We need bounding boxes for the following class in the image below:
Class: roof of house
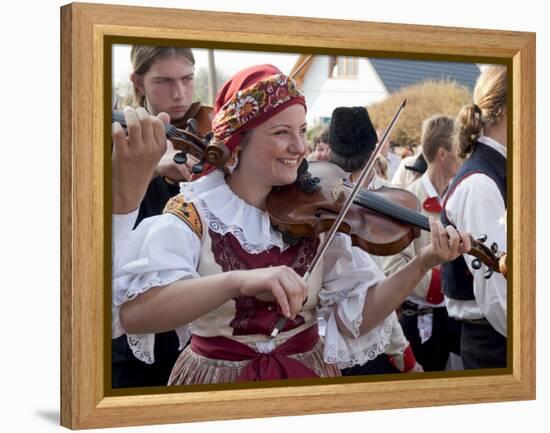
[289,55,481,94]
[368,58,480,93]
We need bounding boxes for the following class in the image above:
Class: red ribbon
[387,344,418,372]
[426,267,443,304]
[423,196,442,213]
[190,325,320,381]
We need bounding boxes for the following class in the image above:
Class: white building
[290,55,480,125]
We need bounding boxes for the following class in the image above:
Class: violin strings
[355,190,431,231]
[112,112,126,125]
[353,190,494,262]
[357,190,426,225]
[165,125,178,138]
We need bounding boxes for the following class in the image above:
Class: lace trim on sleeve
[125,325,191,365]
[319,286,393,369]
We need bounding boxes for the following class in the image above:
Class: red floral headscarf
[197,64,306,178]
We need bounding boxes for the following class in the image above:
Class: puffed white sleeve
[317,233,393,368]
[112,209,139,260]
[112,212,201,364]
[446,174,507,337]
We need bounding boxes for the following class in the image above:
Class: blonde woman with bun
[441,65,508,369]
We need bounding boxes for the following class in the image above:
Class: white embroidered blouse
[112,169,392,368]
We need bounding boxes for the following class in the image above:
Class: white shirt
[444,135,507,337]
[403,172,445,308]
[111,170,392,367]
[386,151,401,181]
[420,171,440,202]
[112,210,138,257]
[391,154,420,188]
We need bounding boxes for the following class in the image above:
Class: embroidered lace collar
[179,170,286,253]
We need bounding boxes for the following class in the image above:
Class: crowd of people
[111,45,507,388]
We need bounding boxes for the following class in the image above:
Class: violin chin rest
[280,230,306,246]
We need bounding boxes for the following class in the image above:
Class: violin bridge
[332,180,344,202]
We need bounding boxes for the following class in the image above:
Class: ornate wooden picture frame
[60,2,535,429]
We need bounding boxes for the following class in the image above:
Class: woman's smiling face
[236,104,308,188]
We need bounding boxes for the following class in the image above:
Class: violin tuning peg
[491,242,499,254]
[192,159,206,174]
[476,234,488,243]
[205,131,214,143]
[186,118,199,134]
[173,152,188,165]
[484,268,494,279]
[471,259,482,270]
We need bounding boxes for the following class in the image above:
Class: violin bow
[290,54,313,80]
[270,99,407,338]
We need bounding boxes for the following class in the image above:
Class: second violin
[112,109,230,173]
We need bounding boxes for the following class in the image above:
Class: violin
[112,105,230,174]
[266,160,507,278]
[170,102,213,136]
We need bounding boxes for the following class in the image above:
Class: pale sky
[112,44,300,93]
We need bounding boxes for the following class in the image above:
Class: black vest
[441,142,507,300]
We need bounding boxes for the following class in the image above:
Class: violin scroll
[173,117,230,172]
[499,254,508,278]
[468,235,507,279]
[112,109,230,175]
[204,137,231,167]
[174,134,230,174]
[170,129,230,173]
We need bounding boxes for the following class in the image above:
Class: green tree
[192,67,228,106]
[306,124,324,142]
[368,80,473,148]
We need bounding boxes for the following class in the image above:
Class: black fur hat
[405,153,428,174]
[328,106,378,172]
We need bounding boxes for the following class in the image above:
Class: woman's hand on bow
[234,266,308,319]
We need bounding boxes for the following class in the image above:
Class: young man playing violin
[111,64,470,384]
[111,45,210,388]
[124,45,209,224]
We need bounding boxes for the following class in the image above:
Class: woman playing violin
[112,64,470,384]
[441,65,508,369]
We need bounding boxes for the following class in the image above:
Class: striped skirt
[168,338,341,385]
